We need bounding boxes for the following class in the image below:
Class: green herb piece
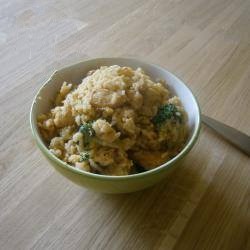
[152,104,182,126]
[79,122,95,147]
[79,122,95,137]
[80,152,90,162]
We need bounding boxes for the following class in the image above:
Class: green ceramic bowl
[30,58,201,193]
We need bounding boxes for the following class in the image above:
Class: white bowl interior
[33,58,200,147]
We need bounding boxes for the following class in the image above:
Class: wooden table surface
[0,0,250,249]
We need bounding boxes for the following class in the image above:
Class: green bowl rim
[30,57,201,181]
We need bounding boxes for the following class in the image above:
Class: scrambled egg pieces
[37,65,188,175]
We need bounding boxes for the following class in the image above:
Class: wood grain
[0,0,249,249]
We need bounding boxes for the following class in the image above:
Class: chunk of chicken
[132,151,169,170]
[52,105,74,128]
[90,89,127,108]
[93,119,120,143]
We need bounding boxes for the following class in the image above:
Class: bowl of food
[30,57,201,193]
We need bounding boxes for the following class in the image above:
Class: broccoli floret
[79,121,95,147]
[80,152,90,162]
[152,104,182,126]
[79,122,95,137]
